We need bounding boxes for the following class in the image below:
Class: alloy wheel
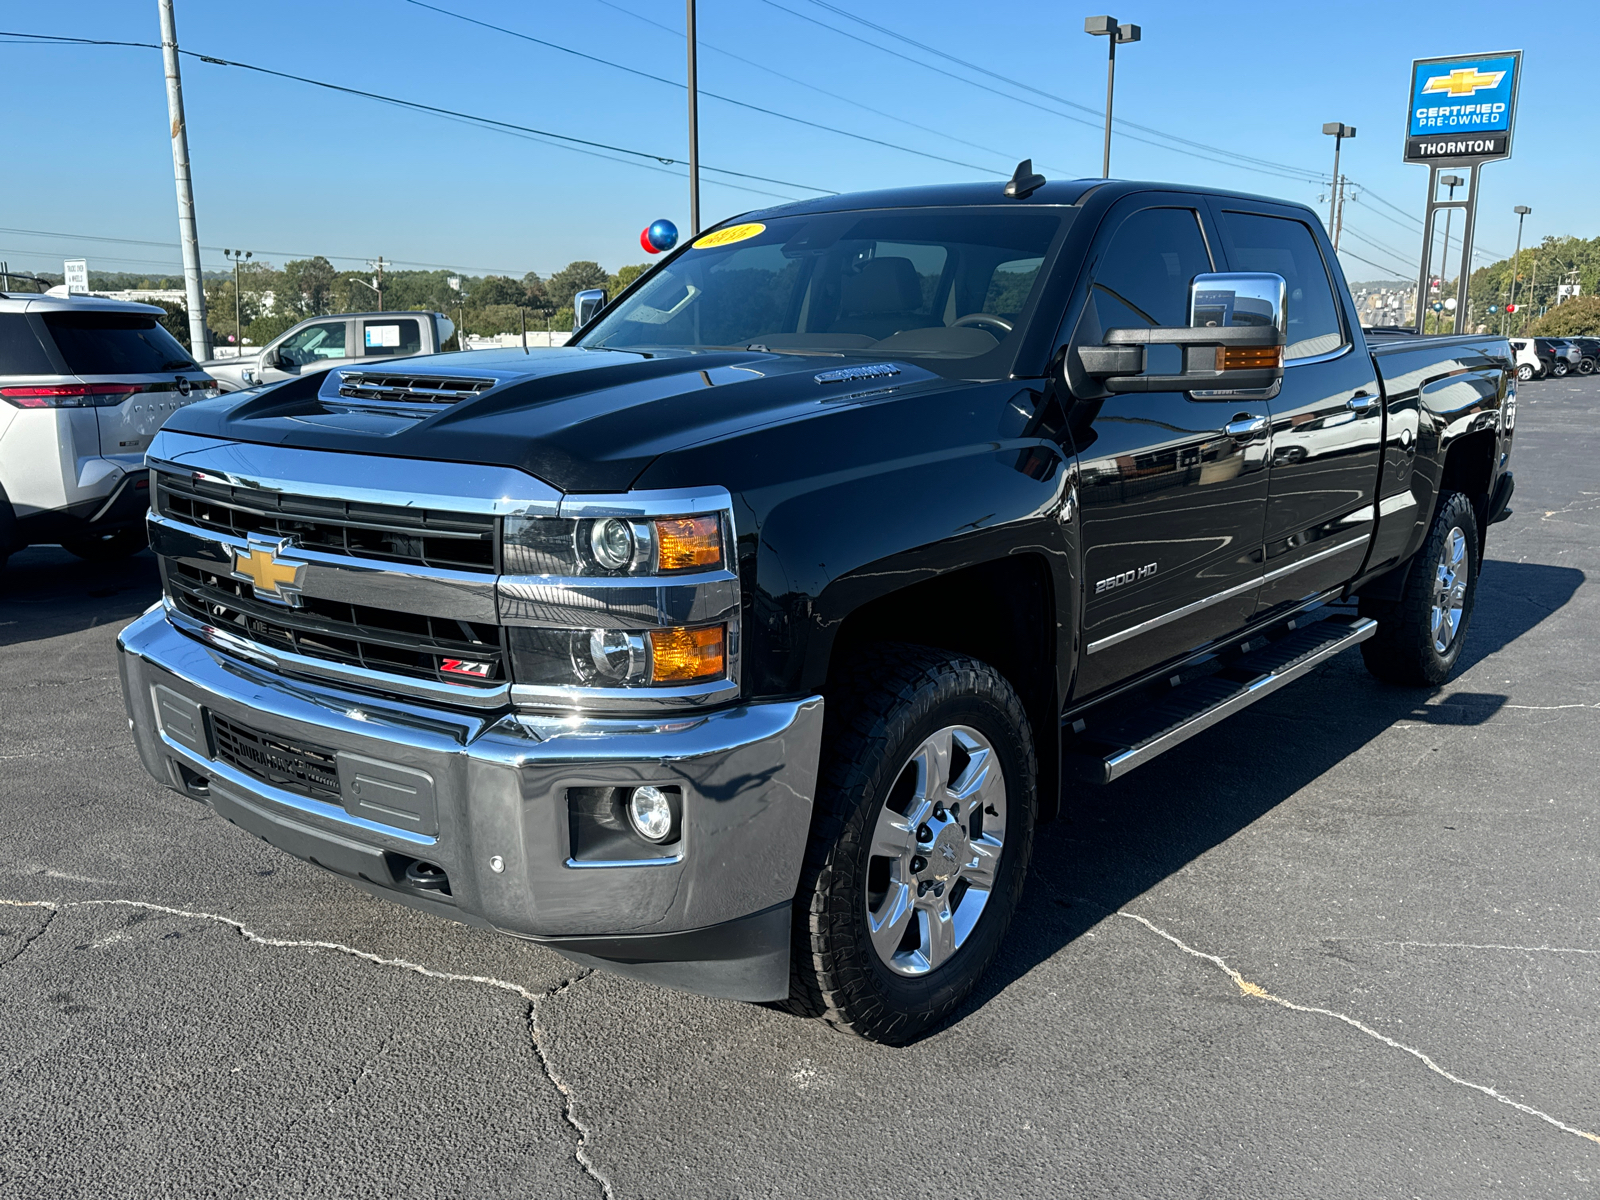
[1431,526,1470,654]
[865,725,1007,977]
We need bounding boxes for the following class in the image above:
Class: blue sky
[1,0,1583,284]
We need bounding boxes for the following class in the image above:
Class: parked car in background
[1566,335,1600,374]
[1533,337,1580,377]
[1508,338,1543,381]
[202,311,457,392]
[1,293,215,571]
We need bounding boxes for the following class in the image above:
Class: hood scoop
[324,370,499,418]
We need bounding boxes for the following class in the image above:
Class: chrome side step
[1064,614,1377,785]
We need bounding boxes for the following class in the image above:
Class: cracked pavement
[2,374,1597,1196]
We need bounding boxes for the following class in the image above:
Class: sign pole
[1453,163,1482,335]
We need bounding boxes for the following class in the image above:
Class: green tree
[607,263,650,296]
[280,256,339,317]
[547,261,609,311]
[245,311,301,346]
[1528,295,1600,337]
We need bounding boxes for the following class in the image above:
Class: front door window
[278,322,348,368]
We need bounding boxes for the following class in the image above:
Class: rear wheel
[1359,491,1478,686]
[1553,360,1569,377]
[1516,363,1534,381]
[61,526,148,562]
[787,646,1036,1044]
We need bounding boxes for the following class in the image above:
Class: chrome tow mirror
[573,288,608,332]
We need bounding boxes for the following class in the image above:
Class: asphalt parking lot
[2,373,1596,1198]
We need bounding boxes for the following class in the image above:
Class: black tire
[1516,363,1534,381]
[1359,491,1479,686]
[1580,358,1595,375]
[786,645,1036,1044]
[60,526,148,562]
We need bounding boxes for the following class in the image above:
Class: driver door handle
[1223,416,1268,439]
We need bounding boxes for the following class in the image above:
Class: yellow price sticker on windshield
[692,222,766,249]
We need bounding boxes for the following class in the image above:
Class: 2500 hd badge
[120,166,1515,1044]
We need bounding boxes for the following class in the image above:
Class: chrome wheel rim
[1431,526,1469,654]
[865,725,1006,977]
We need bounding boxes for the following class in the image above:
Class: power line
[1,30,836,198]
[584,0,1055,175]
[397,0,1004,177]
[800,0,1328,183]
[760,0,1328,187]
[1338,246,1415,280]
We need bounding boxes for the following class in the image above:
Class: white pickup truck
[203,311,456,392]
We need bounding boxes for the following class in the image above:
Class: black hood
[166,346,943,492]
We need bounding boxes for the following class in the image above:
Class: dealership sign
[1404,51,1521,163]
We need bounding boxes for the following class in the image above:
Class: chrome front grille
[332,371,497,414]
[166,560,508,688]
[153,469,497,574]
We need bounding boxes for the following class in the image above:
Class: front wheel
[787,646,1036,1044]
[1359,491,1479,686]
[1580,358,1595,375]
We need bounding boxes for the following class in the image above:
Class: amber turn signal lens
[649,624,726,683]
[655,515,722,571]
[1216,344,1283,371]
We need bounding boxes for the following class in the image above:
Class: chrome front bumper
[117,606,823,1001]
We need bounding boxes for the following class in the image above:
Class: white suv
[0,292,215,571]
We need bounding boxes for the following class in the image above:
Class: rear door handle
[1347,394,1379,413]
[1224,416,1268,438]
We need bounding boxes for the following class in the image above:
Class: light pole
[157,0,211,358]
[1085,16,1141,178]
[1321,123,1355,248]
[1508,204,1531,335]
[222,248,251,353]
[686,0,700,235]
[1436,175,1463,334]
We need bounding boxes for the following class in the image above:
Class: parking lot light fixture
[1509,205,1531,334]
[1086,17,1140,178]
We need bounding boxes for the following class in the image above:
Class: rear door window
[40,311,196,374]
[0,313,56,375]
[1218,211,1346,360]
[361,317,423,357]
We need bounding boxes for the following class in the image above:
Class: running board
[1064,614,1377,785]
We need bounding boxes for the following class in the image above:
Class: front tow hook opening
[172,760,211,800]
[397,856,452,896]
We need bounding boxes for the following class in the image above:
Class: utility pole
[1507,207,1530,337]
[686,0,700,235]
[374,256,384,311]
[223,248,251,353]
[1321,123,1356,244]
[157,0,211,359]
[1334,175,1348,250]
[1085,17,1141,178]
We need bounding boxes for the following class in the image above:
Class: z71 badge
[1095,563,1157,595]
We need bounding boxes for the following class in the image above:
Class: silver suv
[0,292,215,570]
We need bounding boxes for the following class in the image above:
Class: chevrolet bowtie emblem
[1422,67,1506,97]
[231,537,306,606]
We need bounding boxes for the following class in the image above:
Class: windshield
[580,207,1073,375]
[41,311,197,374]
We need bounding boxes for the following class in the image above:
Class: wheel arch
[822,554,1062,821]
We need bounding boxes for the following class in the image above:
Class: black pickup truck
[119,171,1516,1043]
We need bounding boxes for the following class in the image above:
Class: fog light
[627,785,676,842]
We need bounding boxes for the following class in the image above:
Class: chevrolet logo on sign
[231,536,306,606]
[1422,67,1507,97]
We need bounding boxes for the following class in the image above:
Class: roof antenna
[1004,159,1046,199]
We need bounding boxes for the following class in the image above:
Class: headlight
[507,623,726,687]
[503,512,723,576]
[499,493,739,711]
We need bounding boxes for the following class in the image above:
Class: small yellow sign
[692,222,766,249]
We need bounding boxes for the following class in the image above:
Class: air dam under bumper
[117,606,823,1001]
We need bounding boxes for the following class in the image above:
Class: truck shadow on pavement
[0,547,161,648]
[955,557,1587,1036]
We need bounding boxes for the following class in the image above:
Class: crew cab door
[1208,204,1382,613]
[1065,200,1271,696]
